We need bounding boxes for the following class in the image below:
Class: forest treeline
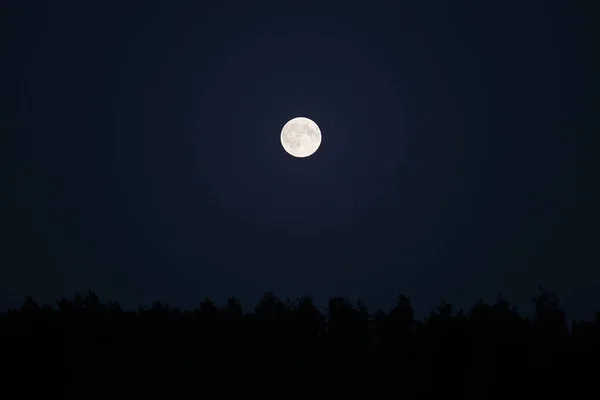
[1,286,599,392]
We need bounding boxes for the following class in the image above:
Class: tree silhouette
[1,286,599,391]
[222,296,243,320]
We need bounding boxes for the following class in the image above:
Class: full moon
[280,117,322,158]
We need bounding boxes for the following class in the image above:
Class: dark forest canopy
[2,287,599,392]
[3,285,598,330]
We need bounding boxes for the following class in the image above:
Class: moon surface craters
[280,117,322,158]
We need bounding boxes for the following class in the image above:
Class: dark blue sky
[3,2,592,318]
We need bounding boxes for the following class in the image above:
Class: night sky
[4,2,592,319]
